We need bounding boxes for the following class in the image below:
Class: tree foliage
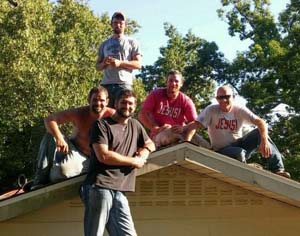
[139,23,228,109]
[218,0,300,179]
[0,0,141,192]
[1,0,300,191]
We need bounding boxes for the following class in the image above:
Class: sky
[88,0,289,66]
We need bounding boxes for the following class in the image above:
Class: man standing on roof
[32,86,115,187]
[96,11,142,107]
[138,69,210,149]
[82,89,155,236]
[186,85,290,178]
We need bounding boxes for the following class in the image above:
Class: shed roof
[1,142,300,222]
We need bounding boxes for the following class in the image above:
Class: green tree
[0,0,140,192]
[218,0,300,179]
[0,0,56,192]
[132,78,147,117]
[139,23,228,109]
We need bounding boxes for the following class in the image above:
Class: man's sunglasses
[216,95,232,100]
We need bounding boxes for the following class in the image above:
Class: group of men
[30,11,290,236]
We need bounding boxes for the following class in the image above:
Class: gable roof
[1,142,300,222]
[145,142,300,207]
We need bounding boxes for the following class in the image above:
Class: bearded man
[33,86,115,186]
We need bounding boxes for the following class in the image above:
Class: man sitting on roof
[186,85,290,178]
[32,86,115,187]
[138,69,210,149]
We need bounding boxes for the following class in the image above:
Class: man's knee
[243,128,260,141]
[191,134,211,149]
[219,147,247,163]
[50,152,89,182]
[34,133,57,185]
[153,128,181,148]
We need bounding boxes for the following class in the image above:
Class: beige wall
[129,165,300,236]
[0,197,83,236]
[1,165,300,236]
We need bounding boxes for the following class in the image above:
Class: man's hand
[258,141,271,158]
[170,125,184,134]
[110,58,121,67]
[132,157,146,169]
[151,124,172,136]
[56,137,69,154]
[135,148,150,161]
[103,56,121,68]
[102,57,112,66]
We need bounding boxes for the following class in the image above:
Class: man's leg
[101,84,115,108]
[191,133,211,149]
[102,84,132,108]
[88,186,113,236]
[49,141,89,182]
[33,133,57,185]
[79,184,92,236]
[238,129,285,172]
[153,127,181,148]
[217,145,247,163]
[106,191,137,236]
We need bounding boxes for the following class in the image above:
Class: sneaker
[275,170,291,179]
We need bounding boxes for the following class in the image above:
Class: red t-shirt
[141,88,197,137]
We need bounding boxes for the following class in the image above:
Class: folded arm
[93,143,148,169]
[96,54,142,71]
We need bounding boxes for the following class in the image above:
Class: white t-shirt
[196,104,258,150]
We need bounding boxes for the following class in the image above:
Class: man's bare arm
[252,117,271,158]
[135,139,156,160]
[96,54,142,71]
[96,56,109,71]
[44,109,78,154]
[184,120,203,141]
[138,111,157,130]
[138,110,162,135]
[183,127,196,142]
[93,143,146,169]
[114,54,142,70]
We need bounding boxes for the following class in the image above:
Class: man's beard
[92,105,103,114]
[116,108,132,118]
[113,28,122,35]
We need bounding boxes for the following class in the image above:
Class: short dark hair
[115,89,136,103]
[167,69,184,81]
[87,86,108,103]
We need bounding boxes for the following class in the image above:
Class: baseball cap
[111,11,126,21]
